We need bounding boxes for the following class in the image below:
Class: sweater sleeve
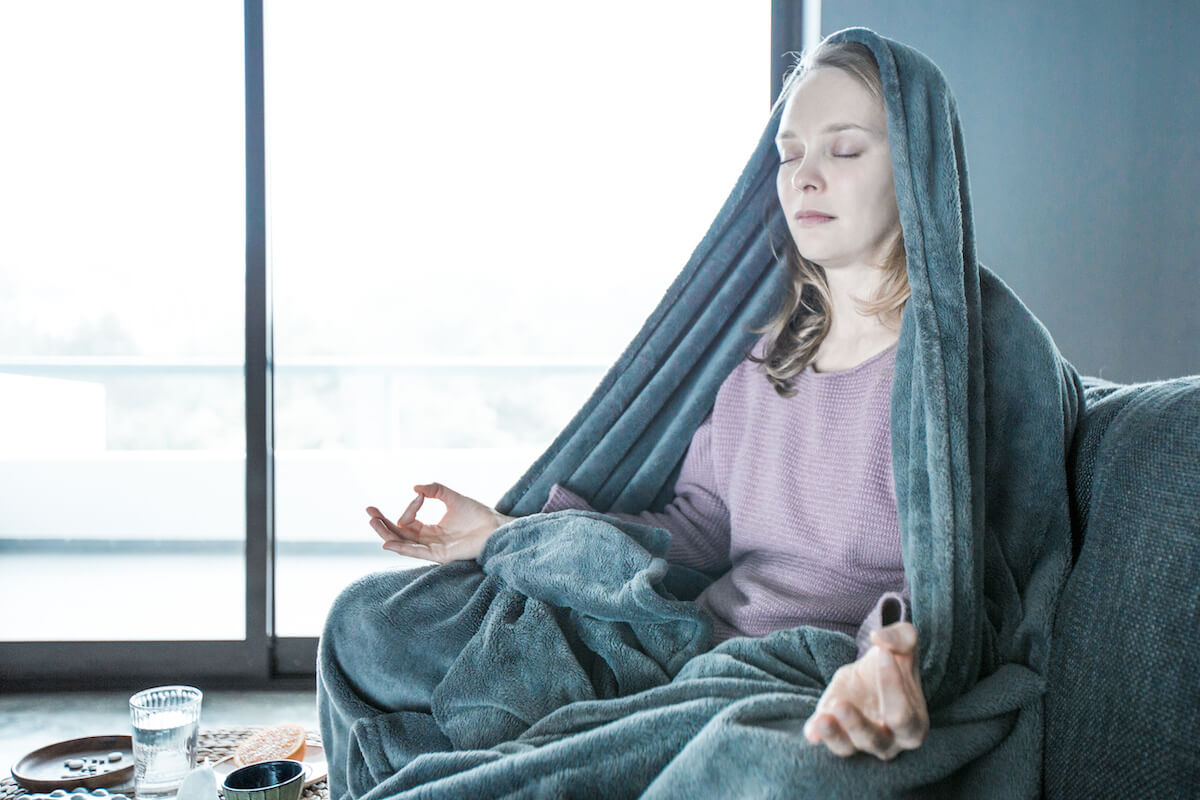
[540,412,732,574]
[854,590,910,659]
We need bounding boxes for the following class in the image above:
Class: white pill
[107,752,123,762]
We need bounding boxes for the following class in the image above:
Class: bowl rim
[221,759,306,791]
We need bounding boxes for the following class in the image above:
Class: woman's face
[775,67,900,272]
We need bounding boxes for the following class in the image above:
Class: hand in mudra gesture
[366,482,515,563]
[804,621,929,761]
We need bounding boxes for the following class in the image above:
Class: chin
[792,245,834,265]
[789,235,836,261]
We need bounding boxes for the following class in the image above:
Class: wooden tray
[11,736,135,792]
[4,728,327,800]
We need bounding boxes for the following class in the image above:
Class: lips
[795,210,835,227]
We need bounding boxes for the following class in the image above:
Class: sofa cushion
[1046,375,1200,799]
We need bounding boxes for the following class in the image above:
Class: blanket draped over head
[317,26,1084,799]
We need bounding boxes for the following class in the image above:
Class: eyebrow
[775,122,880,140]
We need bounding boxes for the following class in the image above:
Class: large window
[0,1,246,642]
[266,0,769,636]
[0,0,779,681]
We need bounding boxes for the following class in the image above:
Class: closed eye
[779,153,861,163]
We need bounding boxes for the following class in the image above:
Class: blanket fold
[318,513,717,797]
[433,511,714,749]
[318,24,1084,799]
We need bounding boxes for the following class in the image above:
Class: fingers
[804,641,927,762]
[869,624,925,739]
[365,504,426,543]
[381,538,440,563]
[366,506,441,561]
[830,700,898,759]
[877,648,928,749]
[805,707,901,761]
[415,482,459,504]
[367,515,405,544]
[395,493,425,528]
[805,712,857,757]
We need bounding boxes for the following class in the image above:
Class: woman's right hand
[366,482,516,563]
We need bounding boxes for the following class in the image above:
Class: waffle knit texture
[541,334,909,653]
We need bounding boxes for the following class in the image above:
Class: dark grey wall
[821,0,1199,382]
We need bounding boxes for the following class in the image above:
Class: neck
[822,263,898,343]
[812,264,902,372]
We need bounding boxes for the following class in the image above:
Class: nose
[788,157,823,192]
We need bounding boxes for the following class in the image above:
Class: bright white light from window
[266,0,771,635]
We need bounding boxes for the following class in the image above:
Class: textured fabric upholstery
[1046,375,1200,799]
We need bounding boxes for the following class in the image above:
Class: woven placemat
[3,728,327,800]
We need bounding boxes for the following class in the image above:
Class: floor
[1,689,320,782]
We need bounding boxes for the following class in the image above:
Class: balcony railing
[0,357,609,638]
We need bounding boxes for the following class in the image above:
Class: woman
[326,25,1081,799]
[366,38,925,763]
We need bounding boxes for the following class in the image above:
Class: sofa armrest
[1046,376,1200,799]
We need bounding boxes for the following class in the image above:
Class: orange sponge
[232,724,307,767]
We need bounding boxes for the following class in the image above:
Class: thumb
[870,622,917,655]
[415,482,458,502]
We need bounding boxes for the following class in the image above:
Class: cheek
[878,164,899,215]
[869,176,899,225]
[879,185,900,226]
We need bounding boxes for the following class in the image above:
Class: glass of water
[129,685,203,799]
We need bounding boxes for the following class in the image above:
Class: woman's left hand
[803,621,929,761]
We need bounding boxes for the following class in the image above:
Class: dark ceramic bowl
[221,760,305,800]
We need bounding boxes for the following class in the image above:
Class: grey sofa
[1045,374,1200,799]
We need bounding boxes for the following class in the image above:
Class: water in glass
[129,686,202,799]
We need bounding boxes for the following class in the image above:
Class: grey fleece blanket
[318,25,1084,799]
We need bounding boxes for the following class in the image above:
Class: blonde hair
[749,39,909,397]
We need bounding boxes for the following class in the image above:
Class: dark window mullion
[244,0,273,679]
[772,0,806,104]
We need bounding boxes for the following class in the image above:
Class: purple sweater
[541,335,909,656]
